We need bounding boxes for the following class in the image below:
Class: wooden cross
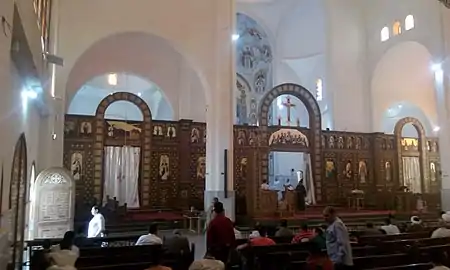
[282,96,296,125]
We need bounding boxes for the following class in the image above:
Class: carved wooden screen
[258,83,322,210]
[150,121,179,209]
[322,132,372,204]
[187,122,206,210]
[233,126,259,215]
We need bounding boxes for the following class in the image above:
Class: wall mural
[235,13,273,125]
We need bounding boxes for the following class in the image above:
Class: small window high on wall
[405,15,414,31]
[381,27,390,42]
[316,79,323,101]
[393,21,402,36]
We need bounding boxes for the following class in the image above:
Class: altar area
[61,88,442,222]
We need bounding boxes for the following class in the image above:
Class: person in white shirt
[47,231,79,270]
[431,213,450,238]
[87,206,105,238]
[429,249,450,270]
[380,218,400,235]
[260,180,270,190]
[135,223,163,245]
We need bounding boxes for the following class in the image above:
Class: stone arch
[394,117,428,193]
[93,92,153,207]
[9,133,27,268]
[32,167,75,239]
[258,83,323,201]
[65,31,209,119]
[371,41,437,133]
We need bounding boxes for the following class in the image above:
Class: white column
[204,0,235,220]
[325,0,370,132]
[47,0,65,167]
[178,61,192,120]
[438,5,450,210]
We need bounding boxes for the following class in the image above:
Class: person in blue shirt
[323,206,353,269]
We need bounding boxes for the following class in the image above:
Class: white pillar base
[204,190,235,221]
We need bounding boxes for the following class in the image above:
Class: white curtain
[402,157,422,194]
[304,154,316,205]
[103,146,140,208]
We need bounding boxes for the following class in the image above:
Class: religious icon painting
[385,161,392,182]
[430,162,437,181]
[191,128,200,143]
[64,121,76,136]
[80,122,92,135]
[358,160,368,183]
[196,156,206,179]
[325,160,335,178]
[70,152,83,181]
[159,155,170,180]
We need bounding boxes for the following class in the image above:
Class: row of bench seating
[241,231,448,270]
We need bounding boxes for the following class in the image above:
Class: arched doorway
[93,92,153,207]
[394,117,428,194]
[9,134,27,269]
[258,83,322,208]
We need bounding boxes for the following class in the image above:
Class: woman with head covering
[431,213,450,238]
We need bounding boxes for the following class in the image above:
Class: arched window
[393,21,402,36]
[381,27,390,42]
[316,79,323,101]
[405,15,415,31]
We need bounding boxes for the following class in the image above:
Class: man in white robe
[88,206,105,238]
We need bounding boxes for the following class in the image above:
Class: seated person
[432,213,450,238]
[47,234,79,270]
[189,248,225,270]
[145,247,172,270]
[380,218,400,235]
[275,219,293,237]
[237,226,275,249]
[429,249,450,270]
[292,223,313,243]
[361,222,383,236]
[311,227,326,250]
[51,231,79,256]
[306,242,334,270]
[136,223,163,245]
[233,223,243,239]
[260,180,270,190]
[407,216,424,232]
[163,229,190,256]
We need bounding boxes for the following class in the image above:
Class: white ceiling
[67,73,173,121]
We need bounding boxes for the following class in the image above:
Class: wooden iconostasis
[64,114,441,217]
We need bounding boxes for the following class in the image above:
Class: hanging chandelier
[439,0,450,8]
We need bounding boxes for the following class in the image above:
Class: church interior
[2,0,450,269]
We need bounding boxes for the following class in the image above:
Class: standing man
[88,206,105,238]
[295,179,307,211]
[206,202,235,263]
[205,197,219,231]
[323,206,353,269]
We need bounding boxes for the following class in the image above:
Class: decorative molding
[438,0,450,8]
